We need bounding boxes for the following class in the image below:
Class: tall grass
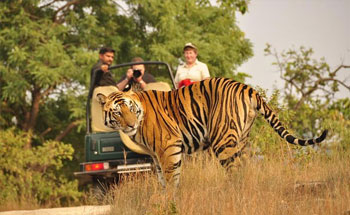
[107,149,350,215]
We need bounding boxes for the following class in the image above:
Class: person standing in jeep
[89,47,116,97]
[174,43,210,88]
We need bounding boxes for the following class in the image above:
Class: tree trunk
[24,87,42,132]
[55,121,79,142]
[22,87,42,148]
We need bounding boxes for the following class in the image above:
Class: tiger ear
[96,93,107,106]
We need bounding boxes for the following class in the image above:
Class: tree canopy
[265,44,350,110]
[0,0,252,142]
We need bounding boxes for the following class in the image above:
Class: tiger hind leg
[213,139,249,171]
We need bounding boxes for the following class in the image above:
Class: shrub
[0,128,81,207]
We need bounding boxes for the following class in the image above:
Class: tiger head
[96,91,143,136]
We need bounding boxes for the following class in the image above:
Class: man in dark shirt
[117,57,156,92]
[90,47,116,89]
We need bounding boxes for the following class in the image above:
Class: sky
[236,0,350,99]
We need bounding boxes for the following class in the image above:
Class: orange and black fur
[97,78,327,187]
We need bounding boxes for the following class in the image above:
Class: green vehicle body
[85,132,145,162]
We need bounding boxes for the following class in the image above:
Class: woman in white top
[175,43,210,88]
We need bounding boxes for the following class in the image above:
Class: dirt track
[0,205,110,215]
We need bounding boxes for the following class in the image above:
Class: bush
[249,90,350,159]
[0,128,81,207]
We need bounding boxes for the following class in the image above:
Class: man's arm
[117,69,134,91]
[116,76,130,91]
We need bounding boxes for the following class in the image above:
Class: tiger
[97,77,328,187]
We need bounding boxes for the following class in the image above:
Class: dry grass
[0,200,40,212]
[106,150,350,215]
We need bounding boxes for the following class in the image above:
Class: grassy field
[105,148,350,215]
[1,145,349,215]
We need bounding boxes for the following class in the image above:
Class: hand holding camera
[125,63,146,86]
[126,68,144,82]
[126,68,133,80]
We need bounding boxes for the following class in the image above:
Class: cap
[183,43,197,51]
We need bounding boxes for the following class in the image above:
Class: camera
[133,69,142,78]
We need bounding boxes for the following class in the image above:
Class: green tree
[0,0,253,205]
[260,44,350,146]
[264,44,350,110]
[124,0,253,80]
[0,0,124,145]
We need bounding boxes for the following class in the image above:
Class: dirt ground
[0,205,110,215]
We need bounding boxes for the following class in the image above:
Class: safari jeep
[74,61,176,187]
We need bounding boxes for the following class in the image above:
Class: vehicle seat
[91,85,149,155]
[144,82,172,91]
[91,86,119,133]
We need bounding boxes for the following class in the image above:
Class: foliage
[249,89,295,157]
[329,98,350,120]
[324,102,350,151]
[249,45,350,159]
[0,0,252,140]
[0,0,121,133]
[249,90,350,161]
[124,0,253,80]
[0,128,81,206]
[264,44,350,110]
